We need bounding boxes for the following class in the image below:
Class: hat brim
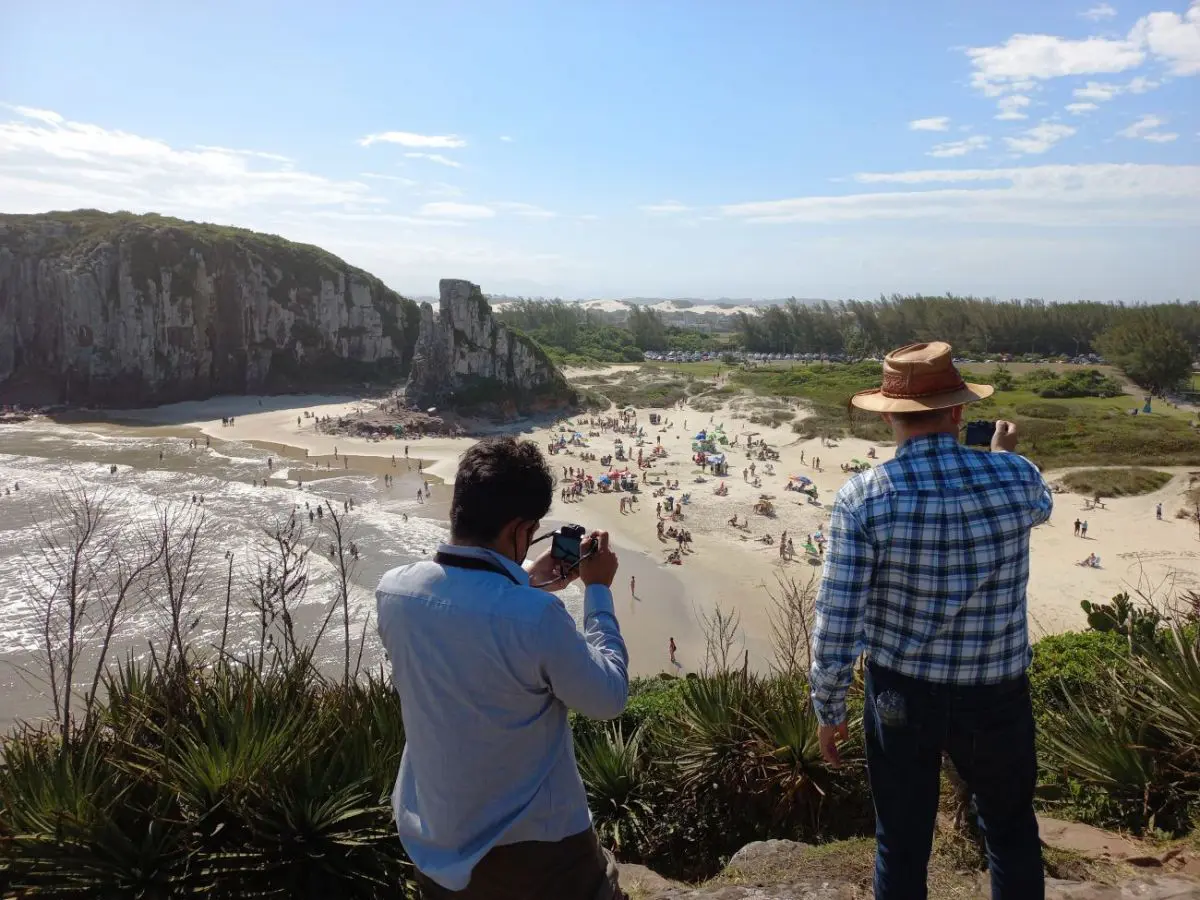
[850,382,994,413]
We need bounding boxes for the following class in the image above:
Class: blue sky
[2,0,1198,301]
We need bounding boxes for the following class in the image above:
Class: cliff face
[406,278,575,416]
[0,211,422,405]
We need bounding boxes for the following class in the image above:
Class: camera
[549,524,588,567]
[964,420,997,447]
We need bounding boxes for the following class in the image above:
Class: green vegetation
[735,294,1200,360]
[592,373,692,409]
[713,361,1200,469]
[1015,367,1124,399]
[1096,311,1196,393]
[1,515,1198,896]
[6,210,370,286]
[1060,468,1173,498]
[1039,622,1200,835]
[733,362,895,442]
[495,300,727,365]
[495,300,644,364]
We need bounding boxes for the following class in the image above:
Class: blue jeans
[864,663,1043,900]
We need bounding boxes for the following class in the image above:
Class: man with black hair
[377,437,629,899]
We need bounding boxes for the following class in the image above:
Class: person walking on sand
[1157,502,1163,520]
[376,437,628,899]
[669,637,677,666]
[1081,519,1088,538]
[811,342,1051,900]
[1073,518,1081,537]
[630,575,636,598]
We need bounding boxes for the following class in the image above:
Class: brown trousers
[414,828,626,900]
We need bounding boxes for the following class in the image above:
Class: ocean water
[0,419,585,676]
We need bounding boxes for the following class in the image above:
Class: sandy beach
[96,386,1200,677]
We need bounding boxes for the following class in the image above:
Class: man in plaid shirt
[810,342,1052,900]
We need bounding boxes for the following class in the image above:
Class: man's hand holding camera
[579,530,618,587]
[527,528,619,591]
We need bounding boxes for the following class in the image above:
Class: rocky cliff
[0,211,422,405]
[405,278,576,416]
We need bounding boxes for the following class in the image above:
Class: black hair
[450,437,555,543]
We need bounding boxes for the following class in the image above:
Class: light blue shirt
[376,543,629,891]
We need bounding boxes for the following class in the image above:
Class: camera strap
[434,551,521,585]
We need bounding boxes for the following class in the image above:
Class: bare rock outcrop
[405,278,575,417]
[0,210,421,405]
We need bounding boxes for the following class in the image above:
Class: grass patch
[592,371,693,409]
[1060,467,1173,497]
[721,362,1200,468]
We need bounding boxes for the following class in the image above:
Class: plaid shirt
[810,432,1052,726]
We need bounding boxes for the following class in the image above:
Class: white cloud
[417,202,495,220]
[1005,122,1077,154]
[403,152,462,168]
[909,117,951,131]
[358,172,418,186]
[499,135,514,142]
[1118,113,1179,141]
[194,145,294,164]
[421,181,465,198]
[0,105,378,214]
[1066,102,1100,113]
[8,105,64,125]
[1130,3,1200,75]
[493,202,557,219]
[639,200,691,214]
[358,131,466,149]
[1119,113,1167,136]
[995,95,1032,120]
[578,214,600,221]
[928,135,990,157]
[719,163,1200,226]
[1081,3,1118,21]
[970,5,1200,96]
[967,33,1144,95]
[1127,74,1160,92]
[1074,80,1122,100]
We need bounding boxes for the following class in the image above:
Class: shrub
[1061,468,1173,498]
[1029,630,1128,722]
[1019,368,1124,399]
[1015,402,1070,420]
[1040,626,1200,835]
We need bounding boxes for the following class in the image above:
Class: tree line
[494,295,1198,391]
[735,295,1200,361]
[495,300,718,359]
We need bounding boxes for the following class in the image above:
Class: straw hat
[850,342,993,413]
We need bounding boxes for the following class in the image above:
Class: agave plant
[661,670,760,796]
[743,678,836,832]
[576,725,656,854]
[0,727,188,896]
[1041,624,1200,834]
[1129,625,1200,770]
